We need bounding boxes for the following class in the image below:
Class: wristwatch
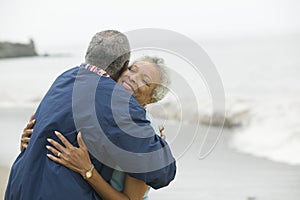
[85,164,94,179]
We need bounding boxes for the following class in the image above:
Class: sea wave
[229,99,300,166]
[147,96,251,128]
[149,97,300,166]
[1,91,299,166]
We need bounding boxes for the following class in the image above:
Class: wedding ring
[57,152,61,158]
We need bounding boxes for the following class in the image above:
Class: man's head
[85,30,130,80]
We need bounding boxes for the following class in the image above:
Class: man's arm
[72,71,176,189]
[95,95,176,189]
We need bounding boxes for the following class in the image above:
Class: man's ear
[121,60,129,73]
[111,60,129,81]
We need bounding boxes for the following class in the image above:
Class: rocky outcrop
[0,39,38,58]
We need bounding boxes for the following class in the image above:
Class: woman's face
[117,61,161,106]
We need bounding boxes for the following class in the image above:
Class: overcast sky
[0,0,299,49]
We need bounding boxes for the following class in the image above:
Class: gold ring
[57,152,61,158]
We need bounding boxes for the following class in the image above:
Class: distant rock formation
[0,39,38,58]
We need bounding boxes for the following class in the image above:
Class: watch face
[86,171,92,178]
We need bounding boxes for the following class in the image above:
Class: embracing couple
[5,30,176,200]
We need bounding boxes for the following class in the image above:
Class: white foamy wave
[148,96,251,128]
[199,99,252,127]
[229,100,300,166]
[150,96,300,166]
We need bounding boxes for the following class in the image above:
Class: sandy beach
[0,165,9,198]
[1,107,300,200]
[150,126,300,200]
[0,106,36,199]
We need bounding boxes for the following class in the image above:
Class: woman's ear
[148,98,156,105]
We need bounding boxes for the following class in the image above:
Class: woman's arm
[46,131,148,200]
[123,175,148,200]
[85,166,148,200]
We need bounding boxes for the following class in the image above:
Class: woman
[21,55,170,200]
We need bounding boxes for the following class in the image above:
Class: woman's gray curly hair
[133,55,171,103]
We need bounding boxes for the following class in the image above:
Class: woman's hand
[159,125,166,140]
[20,114,35,151]
[46,131,92,178]
[47,131,148,200]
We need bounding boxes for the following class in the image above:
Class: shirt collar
[80,63,110,78]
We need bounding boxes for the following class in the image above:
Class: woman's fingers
[24,119,36,130]
[46,131,92,177]
[47,138,66,153]
[20,121,34,151]
[29,113,35,121]
[21,143,28,151]
[158,125,166,140]
[46,154,64,166]
[54,131,73,149]
[46,145,61,158]
[77,132,87,149]
[21,136,31,143]
[159,125,165,133]
[22,129,33,137]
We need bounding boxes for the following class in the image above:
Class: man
[5,30,176,200]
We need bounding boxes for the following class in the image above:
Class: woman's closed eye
[129,68,136,72]
[129,65,137,72]
[143,79,150,86]
[141,73,151,86]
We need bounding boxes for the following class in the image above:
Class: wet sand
[0,165,9,198]
[150,125,300,200]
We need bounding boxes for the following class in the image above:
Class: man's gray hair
[134,55,171,103]
[85,30,130,76]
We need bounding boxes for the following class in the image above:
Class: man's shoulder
[94,79,146,120]
[98,81,143,109]
[57,66,80,78]
[56,66,114,88]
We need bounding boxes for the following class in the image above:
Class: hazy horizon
[1,0,299,49]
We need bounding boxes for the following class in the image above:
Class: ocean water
[0,34,300,167]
